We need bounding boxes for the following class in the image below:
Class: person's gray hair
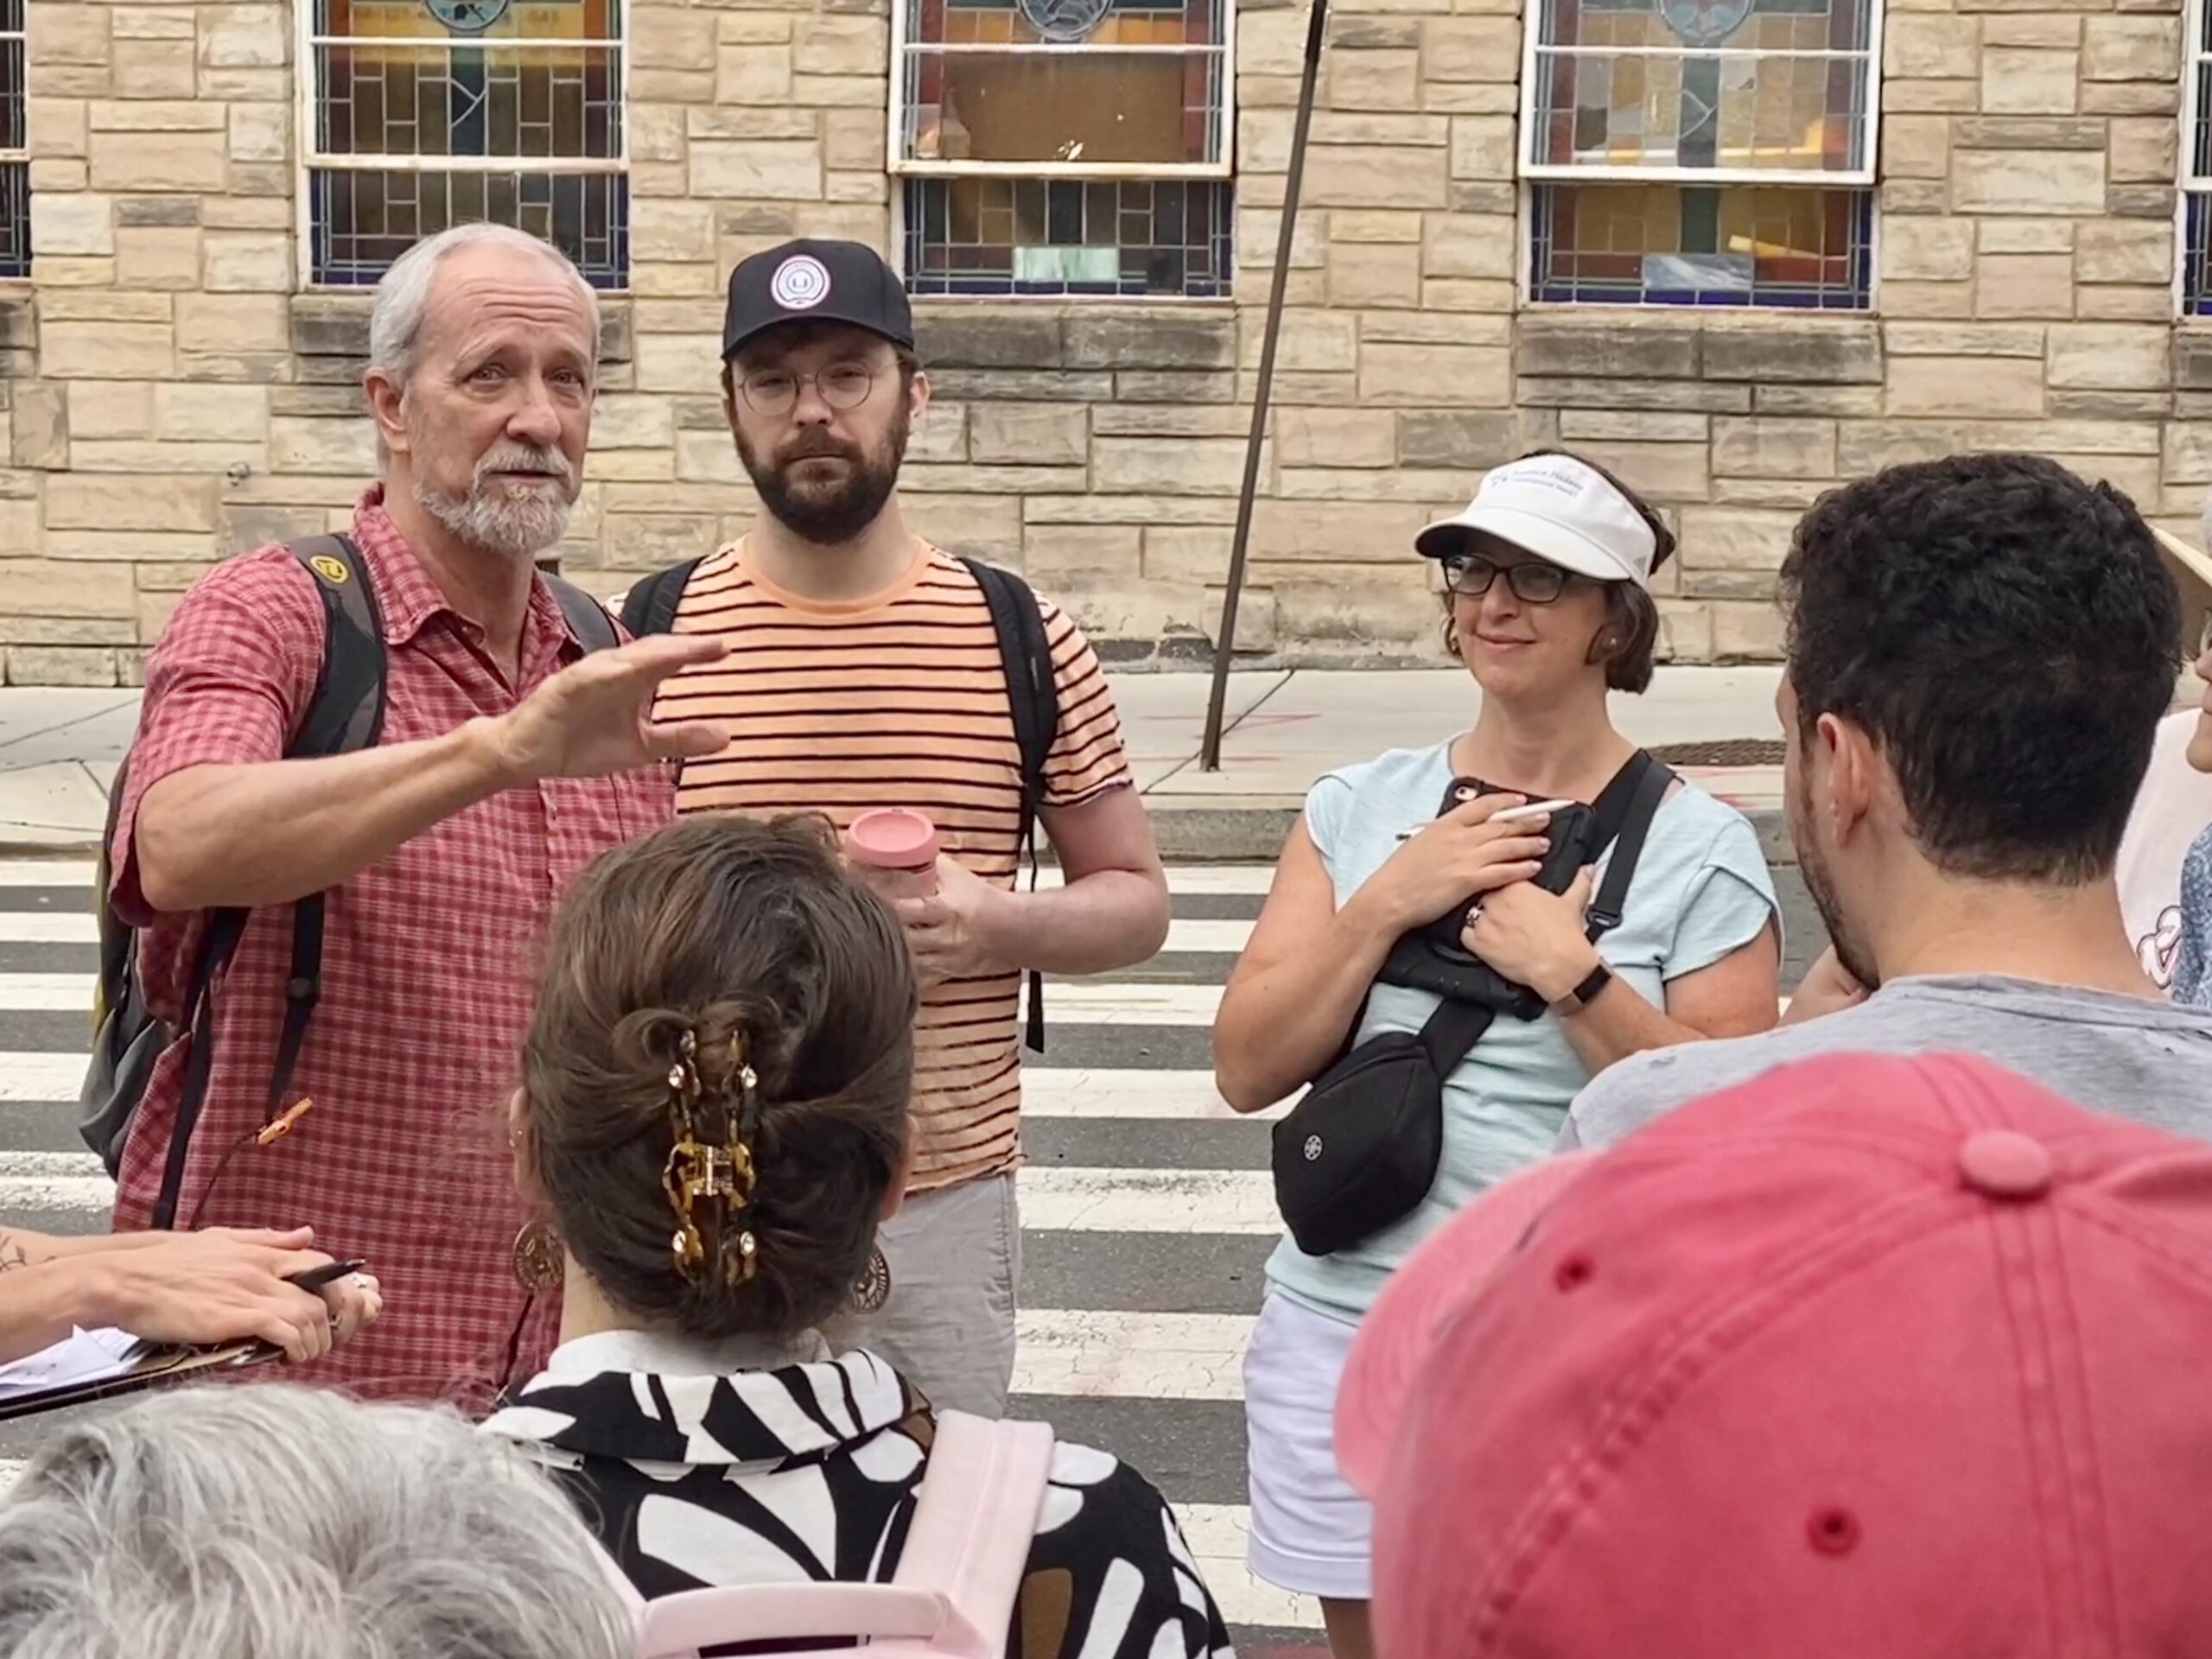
[0,1384,633,1659]
[368,222,601,390]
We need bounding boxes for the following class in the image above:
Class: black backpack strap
[1584,752,1675,942]
[544,575,620,653]
[619,560,702,638]
[960,556,1058,1054]
[150,534,386,1230]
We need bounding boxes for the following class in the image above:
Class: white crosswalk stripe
[0,863,1328,1641]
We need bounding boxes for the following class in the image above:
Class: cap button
[1958,1129,2053,1199]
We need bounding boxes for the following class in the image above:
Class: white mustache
[477,447,572,484]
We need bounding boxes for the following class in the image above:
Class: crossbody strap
[1583,752,1675,942]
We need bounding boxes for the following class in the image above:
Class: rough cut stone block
[2107,184,2177,217]
[1516,377,1751,413]
[2107,117,2178,182]
[690,141,823,200]
[2077,219,2175,284]
[916,314,1065,370]
[1880,115,1950,178]
[1713,417,1838,479]
[2048,324,2171,389]
[30,193,115,257]
[47,473,218,532]
[1702,325,1883,385]
[1886,355,2047,416]
[1884,321,2046,356]
[1064,315,1235,372]
[1880,218,1975,282]
[970,404,1088,467]
[1885,14,1980,77]
[1517,320,1698,379]
[1360,345,1508,404]
[1322,48,1421,110]
[88,130,226,193]
[1423,16,1521,79]
[1975,253,2075,318]
[1396,410,1516,467]
[1980,47,2080,111]
[2082,15,2180,78]
[1952,117,2104,148]
[1952,149,2106,213]
[1303,144,1449,208]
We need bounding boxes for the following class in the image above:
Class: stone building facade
[0,0,2205,683]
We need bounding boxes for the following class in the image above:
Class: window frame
[1,0,27,280]
[885,0,1236,182]
[2180,0,2212,316]
[1514,0,1884,189]
[293,0,632,290]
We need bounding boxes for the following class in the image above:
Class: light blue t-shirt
[1264,740,1781,1325]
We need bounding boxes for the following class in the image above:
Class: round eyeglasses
[738,361,879,417]
[1441,553,1571,606]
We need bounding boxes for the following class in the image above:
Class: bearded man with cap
[613,238,1171,1421]
[1211,448,1781,1659]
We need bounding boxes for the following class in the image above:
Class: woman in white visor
[1213,450,1784,1659]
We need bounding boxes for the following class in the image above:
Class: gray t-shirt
[1562,976,2212,1150]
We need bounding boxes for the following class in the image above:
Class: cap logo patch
[770,254,832,310]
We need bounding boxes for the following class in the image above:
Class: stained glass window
[1531,181,1871,306]
[893,0,1231,297]
[2184,0,2212,313]
[0,0,25,280]
[1522,0,1874,308]
[306,0,627,288]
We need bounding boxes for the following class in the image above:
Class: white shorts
[1243,1292,1374,1600]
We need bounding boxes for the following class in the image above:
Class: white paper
[0,1326,152,1401]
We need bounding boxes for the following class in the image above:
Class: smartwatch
[1550,963,1614,1017]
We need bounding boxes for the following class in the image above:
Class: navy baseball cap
[721,239,916,361]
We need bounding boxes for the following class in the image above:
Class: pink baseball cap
[1338,1052,2212,1659]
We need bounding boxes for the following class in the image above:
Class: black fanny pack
[1269,753,1673,1260]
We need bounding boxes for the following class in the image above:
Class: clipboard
[0,1337,284,1423]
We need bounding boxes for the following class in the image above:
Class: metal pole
[1198,0,1329,772]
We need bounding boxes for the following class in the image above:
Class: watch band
[1552,963,1614,1016]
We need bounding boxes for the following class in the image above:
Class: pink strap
[890,1412,1057,1656]
[611,1412,1056,1659]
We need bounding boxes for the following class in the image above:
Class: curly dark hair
[519,814,917,1343]
[1781,453,2182,885]
[1435,448,1675,693]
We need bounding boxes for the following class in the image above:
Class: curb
[0,835,101,859]
[1150,802,1797,868]
[0,810,1799,868]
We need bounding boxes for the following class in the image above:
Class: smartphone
[1493,798,1577,824]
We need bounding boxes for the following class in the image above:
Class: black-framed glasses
[1442,553,1571,605]
[737,360,880,416]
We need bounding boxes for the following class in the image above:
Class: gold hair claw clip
[662,1028,762,1286]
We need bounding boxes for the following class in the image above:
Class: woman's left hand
[1463,868,1602,1005]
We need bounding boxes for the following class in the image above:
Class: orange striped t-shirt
[649,542,1135,1192]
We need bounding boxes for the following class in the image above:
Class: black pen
[289,1258,367,1293]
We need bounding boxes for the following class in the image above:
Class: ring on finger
[1465,902,1484,928]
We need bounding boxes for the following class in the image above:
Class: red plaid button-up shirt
[111,490,671,1406]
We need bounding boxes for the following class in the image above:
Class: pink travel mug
[845,809,941,896]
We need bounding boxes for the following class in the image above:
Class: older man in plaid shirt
[108,225,728,1405]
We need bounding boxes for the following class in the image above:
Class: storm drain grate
[1648,738,1787,767]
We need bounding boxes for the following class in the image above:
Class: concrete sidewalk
[0,667,1789,861]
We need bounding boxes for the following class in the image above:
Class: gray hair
[368,222,601,389]
[0,1384,632,1659]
